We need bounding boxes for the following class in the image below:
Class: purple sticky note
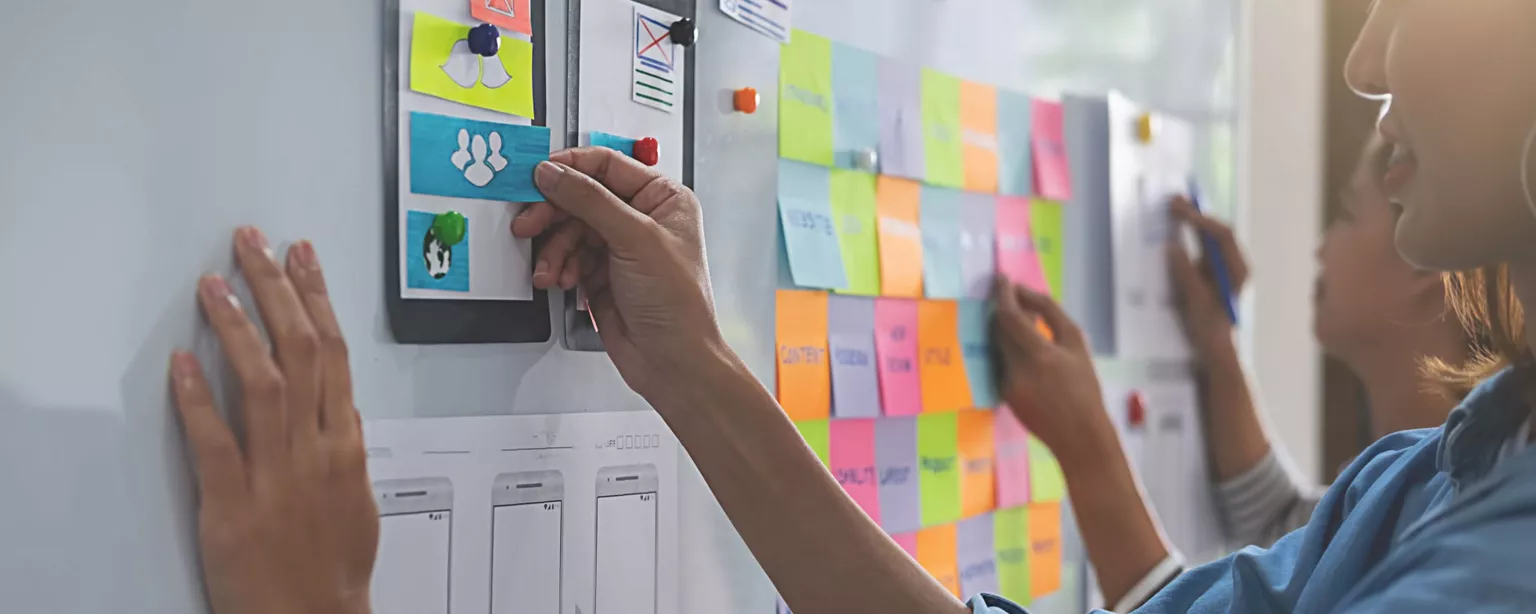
[878,58,925,180]
[829,296,881,418]
[876,417,922,534]
[995,407,1032,508]
[958,513,1000,598]
[831,419,881,524]
[960,192,998,299]
[874,298,922,416]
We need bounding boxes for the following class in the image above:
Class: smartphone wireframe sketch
[592,464,659,614]
[371,477,454,614]
[490,470,564,614]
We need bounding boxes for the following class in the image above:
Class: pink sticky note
[1031,100,1072,202]
[996,196,1051,295]
[995,406,1032,508]
[893,532,920,559]
[874,298,923,416]
[831,419,881,524]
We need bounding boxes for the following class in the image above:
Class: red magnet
[634,137,660,166]
[1127,391,1146,428]
[734,87,760,114]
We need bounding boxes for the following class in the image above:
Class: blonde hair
[1422,266,1527,399]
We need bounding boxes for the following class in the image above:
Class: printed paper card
[406,210,472,293]
[921,69,964,188]
[916,523,961,598]
[920,186,965,299]
[829,168,881,295]
[993,506,1031,604]
[779,160,849,290]
[996,196,1050,294]
[828,296,881,418]
[410,112,549,203]
[632,4,682,113]
[776,289,832,421]
[875,417,922,534]
[994,408,1032,509]
[410,12,535,118]
[877,176,925,298]
[960,81,1000,193]
[831,43,881,170]
[830,419,881,523]
[997,90,1035,197]
[1030,99,1071,201]
[470,0,532,36]
[873,298,923,417]
[958,513,1000,598]
[918,300,973,413]
[780,30,834,165]
[878,58,925,179]
[958,409,997,518]
[917,412,961,527]
[720,0,792,43]
[1028,502,1063,597]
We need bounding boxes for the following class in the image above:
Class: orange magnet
[734,87,760,114]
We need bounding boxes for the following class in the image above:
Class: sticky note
[917,412,961,527]
[406,210,471,292]
[1027,434,1065,502]
[920,186,964,299]
[632,5,681,113]
[918,300,973,413]
[892,531,920,560]
[874,298,922,417]
[876,417,922,534]
[410,12,535,118]
[958,409,996,518]
[960,193,998,300]
[776,290,832,421]
[796,419,831,468]
[921,69,964,188]
[994,408,1032,509]
[471,0,532,36]
[957,301,999,409]
[1030,200,1066,300]
[876,177,925,298]
[588,131,637,156]
[994,506,1032,604]
[780,30,835,166]
[961,81,1000,193]
[831,43,880,170]
[410,112,549,203]
[916,523,961,598]
[1031,99,1071,201]
[958,513,1000,598]
[1028,502,1063,597]
[878,58,925,179]
[830,419,880,523]
[828,296,881,418]
[829,169,881,296]
[997,90,1035,197]
[779,161,849,290]
[996,196,1051,295]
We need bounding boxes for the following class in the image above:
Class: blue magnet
[468,23,501,57]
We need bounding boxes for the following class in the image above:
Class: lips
[1382,143,1418,203]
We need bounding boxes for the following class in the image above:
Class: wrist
[1053,412,1123,477]
[1194,330,1240,367]
[642,333,763,419]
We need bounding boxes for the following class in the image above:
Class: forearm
[1196,336,1272,481]
[649,342,967,614]
[1057,426,1172,608]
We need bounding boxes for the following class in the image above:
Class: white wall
[1236,0,1326,481]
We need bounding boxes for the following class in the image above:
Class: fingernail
[171,352,198,385]
[533,260,550,280]
[201,275,240,309]
[534,161,563,189]
[239,227,275,261]
[293,240,318,270]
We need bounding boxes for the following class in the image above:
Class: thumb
[534,161,654,252]
[1166,240,1204,297]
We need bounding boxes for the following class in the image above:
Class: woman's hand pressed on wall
[1167,196,1250,356]
[170,228,378,614]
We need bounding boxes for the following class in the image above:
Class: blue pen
[1187,180,1239,324]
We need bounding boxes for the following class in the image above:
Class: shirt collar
[1439,367,1533,486]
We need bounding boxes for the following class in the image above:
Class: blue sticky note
[828,296,881,418]
[998,90,1034,197]
[832,43,880,170]
[410,111,550,203]
[875,417,922,534]
[921,185,964,299]
[589,131,637,156]
[780,160,849,290]
[961,192,998,299]
[958,300,999,408]
[406,210,470,292]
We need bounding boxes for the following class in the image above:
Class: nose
[1343,3,1392,99]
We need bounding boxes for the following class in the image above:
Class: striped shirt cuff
[969,593,1031,614]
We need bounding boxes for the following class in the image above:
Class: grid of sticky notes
[775,30,1076,605]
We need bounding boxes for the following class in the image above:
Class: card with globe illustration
[406,210,472,293]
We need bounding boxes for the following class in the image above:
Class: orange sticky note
[958,409,996,517]
[918,300,973,412]
[916,523,961,598]
[960,81,999,193]
[877,176,924,298]
[777,290,832,421]
[1028,502,1063,597]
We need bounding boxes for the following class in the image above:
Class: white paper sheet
[1137,378,1227,563]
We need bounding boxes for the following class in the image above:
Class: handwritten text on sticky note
[874,299,923,416]
[777,290,831,421]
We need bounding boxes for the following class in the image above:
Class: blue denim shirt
[969,367,1536,613]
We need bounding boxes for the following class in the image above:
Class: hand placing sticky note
[779,161,849,290]
[918,300,973,413]
[1028,502,1063,597]
[777,290,832,421]
[796,419,831,468]
[830,419,880,523]
[997,90,1035,197]
[876,417,921,533]
[996,196,1050,295]
[995,408,1032,509]
[411,12,535,119]
[1028,434,1065,502]
[780,30,834,166]
[958,513,1000,598]
[993,506,1031,604]
[921,186,965,299]
[961,81,1000,193]
[874,299,922,417]
[1030,199,1066,300]
[829,169,881,296]
[958,301,1000,409]
[921,69,963,188]
[917,412,961,527]
[960,193,998,300]
[1031,99,1071,201]
[877,177,925,298]
[879,59,925,180]
[958,409,996,518]
[916,523,961,598]
[828,296,881,418]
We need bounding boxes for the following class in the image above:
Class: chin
[1393,211,1485,272]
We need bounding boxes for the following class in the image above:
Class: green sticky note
[780,30,835,166]
[1027,435,1066,502]
[1030,200,1066,301]
[994,506,1032,605]
[797,419,831,468]
[829,168,881,295]
[917,412,961,526]
[921,68,963,188]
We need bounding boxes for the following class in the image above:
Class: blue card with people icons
[409,111,550,203]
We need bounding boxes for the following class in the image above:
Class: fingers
[233,227,322,445]
[284,241,358,438]
[169,351,248,503]
[510,202,568,238]
[1170,196,1250,290]
[531,219,587,289]
[533,160,658,253]
[549,147,666,203]
[1010,284,1087,351]
[1165,240,1207,299]
[198,274,290,466]
[992,278,1050,356]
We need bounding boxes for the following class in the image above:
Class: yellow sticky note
[958,409,996,518]
[994,507,1032,605]
[779,30,835,166]
[796,419,831,468]
[916,523,961,598]
[960,81,1000,193]
[777,290,832,421]
[918,300,973,413]
[1028,434,1066,502]
[1028,503,1063,598]
[877,176,924,298]
[830,168,882,296]
[1030,200,1065,301]
[410,12,536,119]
